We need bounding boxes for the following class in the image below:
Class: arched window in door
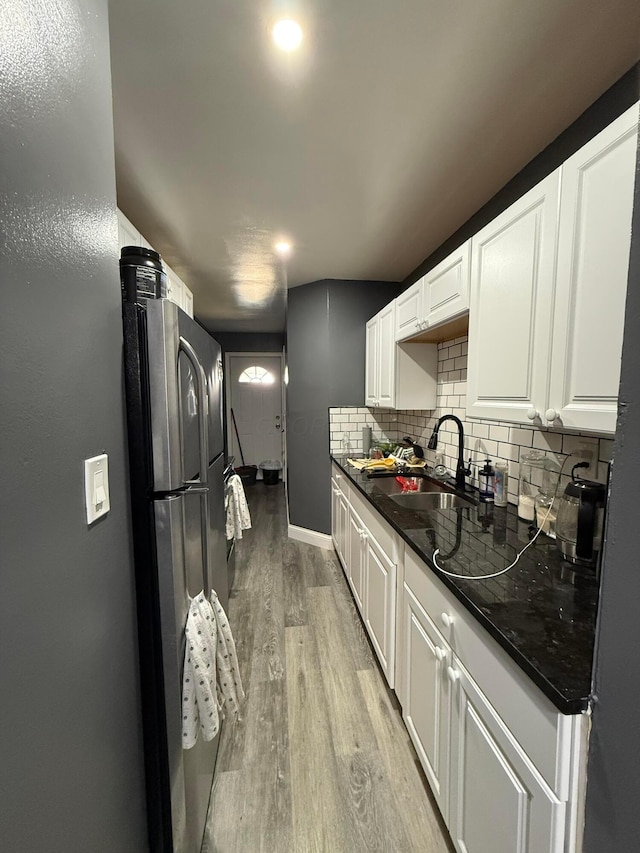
[238,365,275,385]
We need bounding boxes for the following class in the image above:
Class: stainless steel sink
[390,491,476,510]
[372,476,445,496]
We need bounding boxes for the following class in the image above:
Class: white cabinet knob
[434,646,445,662]
[422,319,428,329]
[527,408,539,420]
[440,612,453,628]
[447,666,460,684]
[545,408,558,422]
[415,321,421,329]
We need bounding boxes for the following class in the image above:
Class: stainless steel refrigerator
[122,298,228,853]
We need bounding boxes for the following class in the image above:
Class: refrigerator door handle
[179,336,209,488]
[181,485,211,595]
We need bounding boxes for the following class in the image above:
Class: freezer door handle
[179,335,209,487]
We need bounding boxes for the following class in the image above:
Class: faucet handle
[464,457,472,475]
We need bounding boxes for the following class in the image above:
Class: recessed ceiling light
[275,240,292,256]
[272,19,303,52]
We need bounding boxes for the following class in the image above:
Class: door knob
[434,646,445,662]
[545,408,558,422]
[527,408,539,420]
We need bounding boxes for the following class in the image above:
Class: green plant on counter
[374,441,395,457]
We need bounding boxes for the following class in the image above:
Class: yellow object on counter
[347,457,396,471]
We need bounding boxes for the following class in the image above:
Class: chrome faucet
[427,415,471,491]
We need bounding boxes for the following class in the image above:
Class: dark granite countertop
[331,455,599,714]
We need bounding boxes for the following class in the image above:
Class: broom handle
[230,407,246,466]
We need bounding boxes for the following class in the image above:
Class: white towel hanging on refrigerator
[181,592,220,749]
[209,589,245,717]
[225,474,251,540]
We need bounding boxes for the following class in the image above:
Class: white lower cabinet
[331,463,397,687]
[363,531,395,679]
[330,475,348,568]
[346,506,366,611]
[401,585,452,821]
[448,658,565,853]
[398,545,584,853]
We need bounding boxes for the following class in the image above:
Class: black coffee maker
[556,463,606,568]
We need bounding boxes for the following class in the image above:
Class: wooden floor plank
[307,585,378,756]
[285,625,356,853]
[282,539,308,627]
[358,668,455,853]
[206,483,451,853]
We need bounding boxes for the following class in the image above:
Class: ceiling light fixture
[275,240,292,256]
[272,19,303,52]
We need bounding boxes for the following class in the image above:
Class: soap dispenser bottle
[478,459,495,502]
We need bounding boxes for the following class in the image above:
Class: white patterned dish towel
[225,473,252,540]
[181,592,220,749]
[182,590,245,749]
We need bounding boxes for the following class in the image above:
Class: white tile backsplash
[330,334,615,502]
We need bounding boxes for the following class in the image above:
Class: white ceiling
[108,0,640,333]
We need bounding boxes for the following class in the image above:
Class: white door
[401,583,451,823]
[548,103,639,433]
[377,302,396,407]
[226,354,283,478]
[365,316,379,406]
[467,172,560,424]
[448,658,565,853]
[425,240,471,328]
[364,531,395,684]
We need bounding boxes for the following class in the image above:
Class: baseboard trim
[288,524,334,550]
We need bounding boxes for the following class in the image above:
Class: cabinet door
[401,583,451,822]
[363,530,395,685]
[449,658,565,853]
[377,302,396,407]
[548,103,639,434]
[395,280,424,341]
[467,173,560,424]
[365,316,379,406]
[331,477,344,557]
[346,508,366,611]
[425,241,471,329]
[117,209,141,251]
[183,286,194,318]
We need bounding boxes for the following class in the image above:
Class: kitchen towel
[225,473,252,540]
[182,592,220,749]
[209,589,245,718]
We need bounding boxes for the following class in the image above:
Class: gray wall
[212,331,285,354]
[287,280,400,533]
[583,67,640,851]
[0,2,147,851]
[405,63,640,289]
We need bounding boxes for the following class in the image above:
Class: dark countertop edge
[331,455,590,715]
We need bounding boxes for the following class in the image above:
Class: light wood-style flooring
[203,483,453,853]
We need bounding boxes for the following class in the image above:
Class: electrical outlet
[575,441,595,477]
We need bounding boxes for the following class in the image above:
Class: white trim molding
[288,524,334,550]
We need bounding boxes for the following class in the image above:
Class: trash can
[259,460,282,485]
[234,464,257,486]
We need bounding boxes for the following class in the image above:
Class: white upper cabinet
[366,302,438,409]
[117,209,142,251]
[467,172,561,424]
[395,241,471,341]
[424,241,471,329]
[117,208,195,318]
[548,103,639,433]
[467,105,638,433]
[395,279,424,341]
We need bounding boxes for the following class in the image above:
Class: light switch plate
[85,453,110,524]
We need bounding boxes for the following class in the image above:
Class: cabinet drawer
[404,547,576,796]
